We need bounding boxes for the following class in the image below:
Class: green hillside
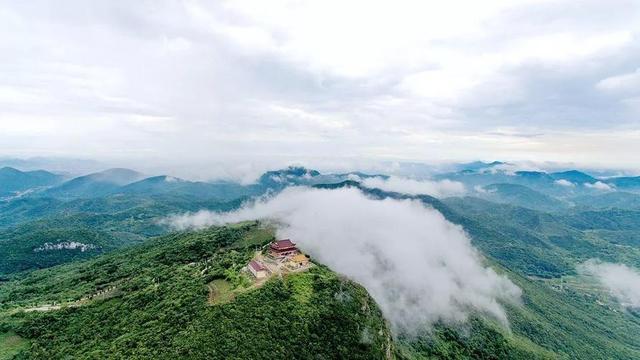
[479,183,568,212]
[2,219,639,359]
[0,168,62,198]
[0,223,392,359]
[2,173,640,359]
[0,195,247,276]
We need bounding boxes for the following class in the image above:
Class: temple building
[269,239,299,259]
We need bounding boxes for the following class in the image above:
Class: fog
[167,186,521,332]
[361,176,466,198]
[578,259,640,309]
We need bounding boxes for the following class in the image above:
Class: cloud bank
[167,186,521,332]
[578,259,640,309]
[361,176,466,198]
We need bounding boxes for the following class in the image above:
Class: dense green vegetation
[3,217,640,359]
[0,223,391,359]
[0,332,28,360]
[0,167,62,198]
[2,166,640,359]
[322,181,640,358]
[442,197,640,276]
[0,194,246,276]
[478,183,567,212]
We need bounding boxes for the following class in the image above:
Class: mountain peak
[550,170,597,184]
[84,168,145,185]
[0,166,22,174]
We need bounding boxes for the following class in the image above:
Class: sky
[1,0,640,179]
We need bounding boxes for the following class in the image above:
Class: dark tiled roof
[249,260,267,272]
[270,239,296,250]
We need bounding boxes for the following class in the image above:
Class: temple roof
[270,239,296,250]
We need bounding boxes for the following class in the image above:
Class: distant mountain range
[2,163,640,358]
[0,165,382,203]
[43,168,146,199]
[0,167,63,198]
[2,163,640,213]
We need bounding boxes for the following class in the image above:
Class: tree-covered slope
[0,223,392,359]
[0,194,246,276]
[479,183,568,212]
[42,168,144,199]
[0,168,62,198]
[4,220,639,359]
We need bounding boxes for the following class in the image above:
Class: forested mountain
[549,170,598,184]
[0,168,63,198]
[42,168,145,199]
[476,183,568,212]
[1,166,640,359]
[0,194,246,276]
[0,224,392,359]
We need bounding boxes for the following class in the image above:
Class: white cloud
[578,260,640,309]
[361,176,466,198]
[584,181,614,191]
[165,186,521,332]
[554,179,575,187]
[596,68,640,95]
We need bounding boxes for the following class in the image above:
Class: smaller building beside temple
[247,260,269,279]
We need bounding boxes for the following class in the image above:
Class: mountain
[571,191,640,210]
[44,168,145,199]
[0,193,247,275]
[257,166,321,188]
[478,183,567,212]
[605,176,640,190]
[513,171,555,184]
[549,170,597,184]
[0,157,104,174]
[0,224,392,359]
[3,167,640,358]
[0,167,62,198]
[453,160,506,172]
[3,217,639,359]
[119,176,261,201]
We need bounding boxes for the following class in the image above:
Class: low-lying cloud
[166,186,520,332]
[578,259,640,309]
[361,176,466,198]
[584,181,614,191]
[554,179,575,187]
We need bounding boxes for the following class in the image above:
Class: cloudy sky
[1,1,640,177]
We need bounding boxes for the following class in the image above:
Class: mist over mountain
[3,1,640,357]
[2,161,640,358]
